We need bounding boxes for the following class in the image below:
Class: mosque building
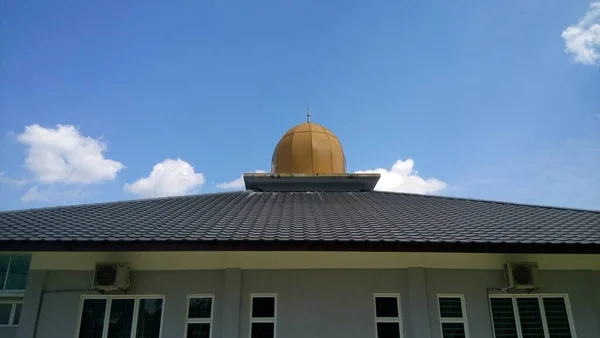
[0,118,599,338]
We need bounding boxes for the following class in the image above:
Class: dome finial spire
[306,102,311,123]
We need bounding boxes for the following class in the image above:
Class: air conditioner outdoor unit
[93,263,130,291]
[504,262,538,290]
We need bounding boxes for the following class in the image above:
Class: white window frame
[373,293,403,338]
[437,294,469,338]
[0,300,22,327]
[249,293,277,338]
[488,293,577,338]
[74,294,166,338]
[0,255,30,292]
[184,294,214,338]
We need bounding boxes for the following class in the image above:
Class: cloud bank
[562,2,600,65]
[219,159,446,195]
[16,124,124,184]
[124,158,205,198]
[217,170,267,190]
[356,159,446,194]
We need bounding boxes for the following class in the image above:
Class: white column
[592,271,600,336]
[15,270,46,338]
[221,268,242,338]
[162,287,187,338]
[406,267,432,338]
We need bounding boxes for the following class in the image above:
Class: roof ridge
[2,189,598,215]
[0,190,248,214]
[371,190,600,214]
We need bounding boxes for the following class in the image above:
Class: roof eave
[243,173,381,191]
[1,240,599,254]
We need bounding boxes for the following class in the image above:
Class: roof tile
[0,191,599,246]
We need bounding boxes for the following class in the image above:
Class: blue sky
[1,0,599,211]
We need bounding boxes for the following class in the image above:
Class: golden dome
[271,122,346,174]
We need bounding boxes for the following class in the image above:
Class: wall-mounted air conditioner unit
[93,263,130,292]
[504,262,538,290]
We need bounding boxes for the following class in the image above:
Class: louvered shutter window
[490,298,518,338]
[516,298,544,338]
[542,298,572,338]
[489,296,574,338]
[438,296,469,338]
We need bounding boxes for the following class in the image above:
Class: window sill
[0,292,25,298]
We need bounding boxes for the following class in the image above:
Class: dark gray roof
[1,191,599,253]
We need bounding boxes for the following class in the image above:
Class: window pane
[251,322,274,338]
[490,298,518,338]
[187,323,211,338]
[136,299,163,338]
[5,255,31,290]
[376,322,401,338]
[188,298,212,319]
[0,256,9,290]
[107,299,135,338]
[13,303,22,325]
[543,298,572,338]
[79,299,107,338]
[375,297,399,318]
[0,303,11,325]
[442,322,466,338]
[251,297,275,318]
[516,298,544,338]
[439,297,463,318]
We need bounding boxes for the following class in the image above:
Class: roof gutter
[1,240,599,254]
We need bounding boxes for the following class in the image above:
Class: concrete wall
[16,268,600,338]
[0,327,17,338]
[240,269,408,338]
[0,296,22,338]
[594,271,600,335]
[425,269,600,338]
[34,270,224,338]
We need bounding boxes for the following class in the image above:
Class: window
[489,295,576,338]
[373,294,403,338]
[185,295,213,338]
[250,294,276,338]
[76,296,164,338]
[0,255,31,291]
[0,301,22,327]
[437,295,469,338]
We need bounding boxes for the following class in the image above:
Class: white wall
[240,269,408,338]
[15,267,600,338]
[425,269,600,338]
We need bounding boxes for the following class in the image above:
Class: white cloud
[0,172,30,186]
[21,186,46,202]
[217,170,266,190]
[561,2,600,65]
[16,124,125,184]
[220,160,445,194]
[124,158,205,198]
[356,159,447,194]
[20,185,90,203]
